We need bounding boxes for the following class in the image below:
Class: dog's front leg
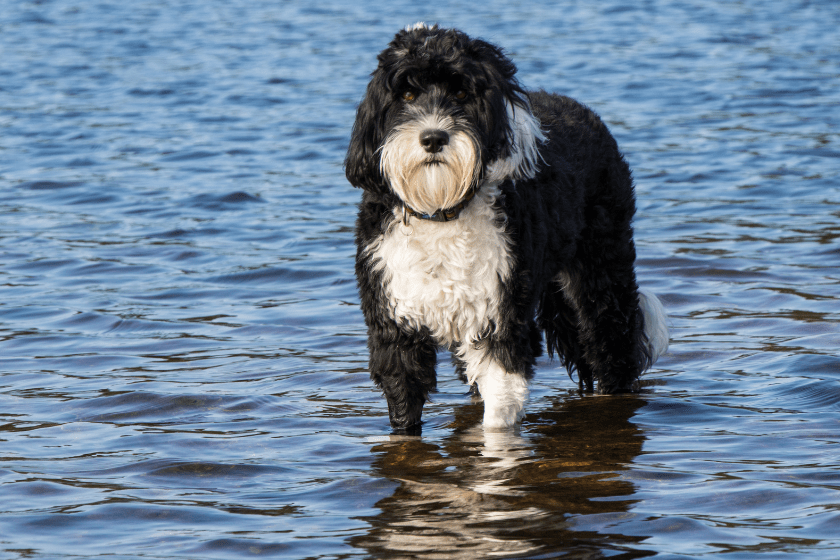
[368,330,437,433]
[458,343,530,430]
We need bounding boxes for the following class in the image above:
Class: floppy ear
[345,72,392,196]
[463,38,543,181]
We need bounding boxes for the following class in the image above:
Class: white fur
[485,100,545,183]
[367,182,512,346]
[380,108,481,216]
[406,21,431,32]
[459,343,529,430]
[638,288,669,366]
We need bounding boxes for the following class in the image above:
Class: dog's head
[345,24,543,215]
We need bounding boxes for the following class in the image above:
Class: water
[1,0,838,557]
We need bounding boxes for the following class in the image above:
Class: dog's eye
[454,90,467,100]
[402,90,416,102]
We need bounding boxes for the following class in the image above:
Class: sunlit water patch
[1,0,839,558]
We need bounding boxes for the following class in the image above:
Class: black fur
[346,26,656,431]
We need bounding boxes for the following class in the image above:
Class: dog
[345,24,668,432]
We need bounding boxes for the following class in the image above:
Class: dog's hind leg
[552,244,668,394]
[545,179,657,393]
[561,237,649,393]
[538,277,595,392]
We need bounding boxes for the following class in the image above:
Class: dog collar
[401,185,479,224]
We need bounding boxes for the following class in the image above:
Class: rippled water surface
[2,0,839,558]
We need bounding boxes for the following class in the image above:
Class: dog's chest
[369,194,512,345]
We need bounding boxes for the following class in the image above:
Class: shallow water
[1,0,839,558]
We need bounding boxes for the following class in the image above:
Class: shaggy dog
[345,24,668,432]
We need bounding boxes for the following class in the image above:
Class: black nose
[419,129,450,153]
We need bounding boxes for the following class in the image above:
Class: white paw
[477,363,529,430]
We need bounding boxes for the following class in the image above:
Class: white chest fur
[367,183,513,347]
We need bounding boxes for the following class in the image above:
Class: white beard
[379,109,481,215]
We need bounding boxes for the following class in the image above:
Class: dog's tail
[638,288,669,370]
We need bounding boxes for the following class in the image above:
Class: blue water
[1,0,839,558]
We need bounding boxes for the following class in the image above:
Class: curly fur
[346,24,668,432]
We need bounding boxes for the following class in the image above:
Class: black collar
[401,184,479,224]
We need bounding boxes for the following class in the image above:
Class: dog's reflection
[351,395,652,558]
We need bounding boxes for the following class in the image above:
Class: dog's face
[378,81,482,216]
[345,24,543,213]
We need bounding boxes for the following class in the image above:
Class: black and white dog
[345,24,668,432]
